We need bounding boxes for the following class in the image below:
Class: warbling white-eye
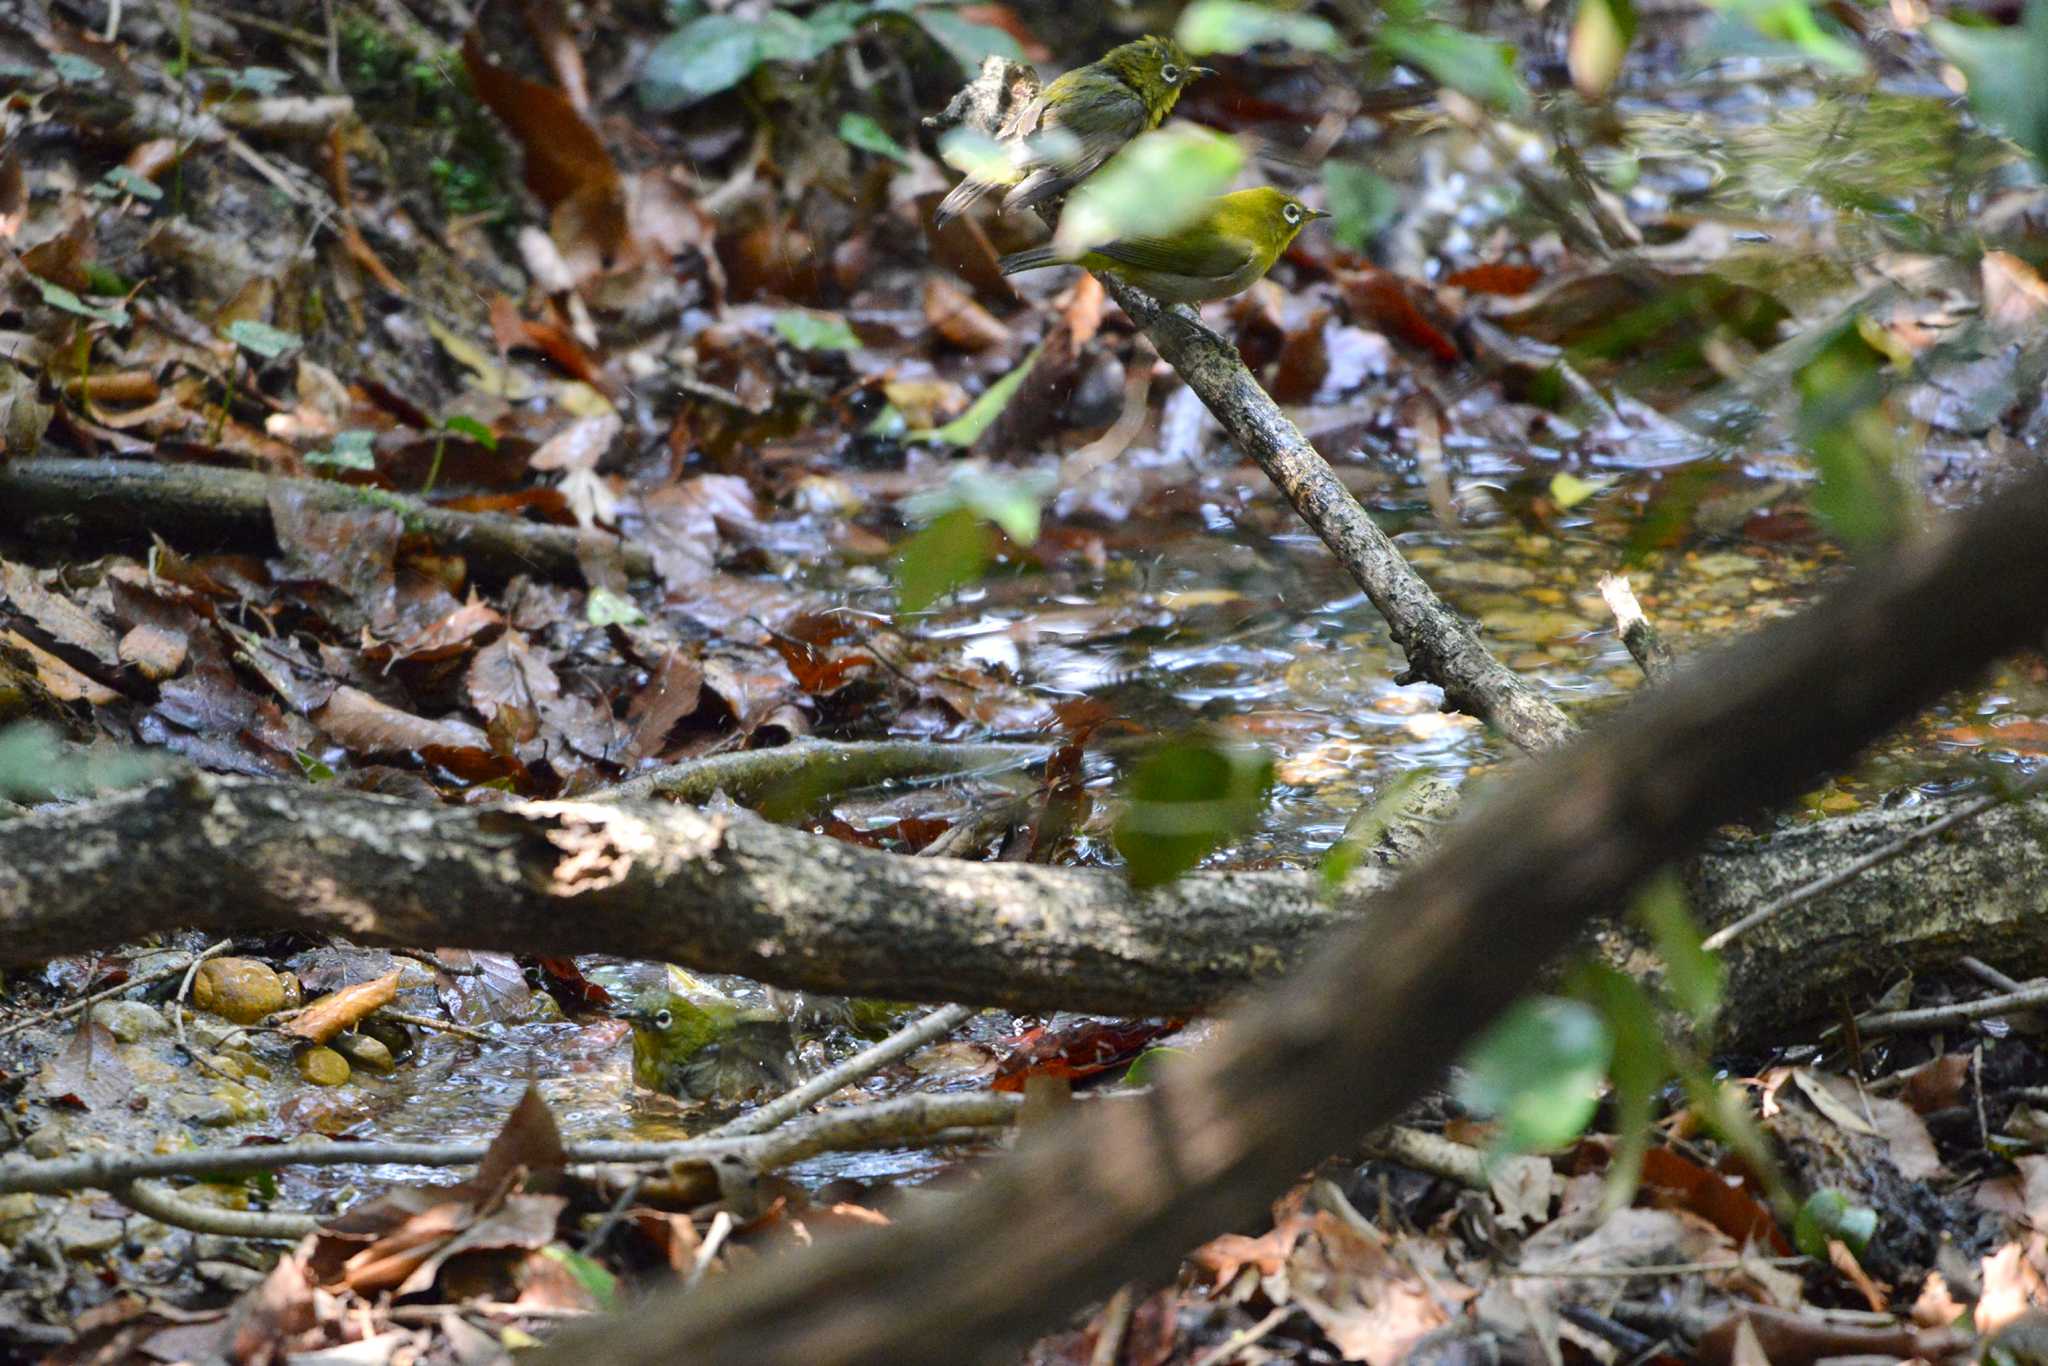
[997,186,1330,305]
[933,35,1212,228]
[624,988,796,1103]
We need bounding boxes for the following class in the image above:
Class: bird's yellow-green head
[1225,186,1332,258]
[624,990,725,1093]
[1095,36,1211,124]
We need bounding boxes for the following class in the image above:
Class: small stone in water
[192,959,286,1025]
[330,1033,395,1074]
[88,1000,167,1042]
[295,1047,352,1087]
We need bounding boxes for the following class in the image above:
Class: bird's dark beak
[1191,65,1217,79]
[1308,209,1334,221]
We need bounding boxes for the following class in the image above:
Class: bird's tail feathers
[933,177,994,230]
[998,246,1064,276]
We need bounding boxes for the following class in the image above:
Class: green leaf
[1706,0,1865,74]
[307,429,378,470]
[1793,1188,1878,1258]
[1054,125,1245,258]
[540,1244,619,1311]
[1795,322,1913,551]
[294,751,338,782]
[1122,1046,1190,1086]
[1176,0,1341,55]
[908,341,1045,446]
[1320,768,1435,892]
[1321,160,1399,253]
[774,309,862,352]
[36,280,128,326]
[914,8,1025,71]
[50,52,104,83]
[1377,22,1530,116]
[1549,472,1608,509]
[0,722,175,802]
[586,587,647,626]
[1632,871,1722,1023]
[839,111,912,164]
[1929,1,2048,167]
[1454,997,1612,1153]
[892,506,994,614]
[1568,964,1671,1216]
[218,65,292,94]
[936,127,1012,182]
[101,166,163,201]
[639,14,762,110]
[224,319,302,358]
[441,414,498,449]
[1113,734,1275,888]
[928,466,1053,545]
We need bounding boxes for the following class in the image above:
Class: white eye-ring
[1160,63,1181,83]
[653,1009,673,1030]
[1283,203,1302,225]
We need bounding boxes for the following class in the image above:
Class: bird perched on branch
[998,187,1330,305]
[933,35,1211,229]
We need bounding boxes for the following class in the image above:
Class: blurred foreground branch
[534,459,2048,1364]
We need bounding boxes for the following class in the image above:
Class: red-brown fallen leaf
[1828,1238,1889,1311]
[769,629,874,697]
[1188,1212,1313,1288]
[1900,1052,1972,1115]
[38,1019,133,1111]
[366,597,504,664]
[491,295,615,393]
[534,957,612,1012]
[459,30,628,271]
[1287,1210,1450,1365]
[1444,263,1543,295]
[625,649,705,761]
[1979,1239,2048,1337]
[1697,1303,1967,1366]
[1335,267,1461,364]
[990,1017,1184,1093]
[924,275,1010,352]
[1639,1146,1791,1255]
[1,559,122,669]
[1073,268,1105,348]
[1941,720,2048,752]
[116,622,186,681]
[314,685,491,757]
[283,969,402,1044]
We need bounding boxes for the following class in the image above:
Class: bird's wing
[1088,231,1253,282]
[1003,79,1146,214]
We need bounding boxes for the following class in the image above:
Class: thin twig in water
[378,1008,491,1042]
[1188,1305,1294,1366]
[1505,1257,1810,1279]
[710,1003,978,1138]
[1854,981,2048,1038]
[0,1090,1029,1193]
[1703,768,2048,951]
[0,939,232,1041]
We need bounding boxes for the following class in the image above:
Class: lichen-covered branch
[2,740,2048,1035]
[0,457,652,583]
